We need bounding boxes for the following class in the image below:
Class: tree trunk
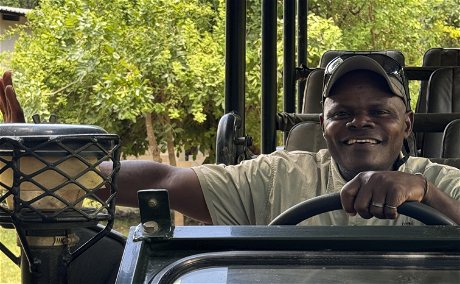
[162,115,182,225]
[164,115,177,167]
[144,112,162,162]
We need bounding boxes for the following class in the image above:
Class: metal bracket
[135,189,173,241]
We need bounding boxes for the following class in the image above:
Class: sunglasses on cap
[323,54,410,110]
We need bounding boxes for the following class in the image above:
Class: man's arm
[101,160,212,224]
[0,71,212,224]
[421,180,460,224]
[341,171,460,224]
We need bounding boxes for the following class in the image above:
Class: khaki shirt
[192,149,460,225]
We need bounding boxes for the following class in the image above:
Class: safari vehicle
[1,0,460,283]
[117,2,460,282]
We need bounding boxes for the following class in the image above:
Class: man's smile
[343,138,381,145]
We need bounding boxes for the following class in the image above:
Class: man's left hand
[340,171,427,219]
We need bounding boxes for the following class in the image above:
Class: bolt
[147,198,158,208]
[143,221,159,233]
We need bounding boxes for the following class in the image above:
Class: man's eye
[372,110,390,116]
[329,112,350,119]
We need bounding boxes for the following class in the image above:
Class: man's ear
[319,113,325,133]
[404,111,414,138]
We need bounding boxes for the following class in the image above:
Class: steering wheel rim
[268,192,456,226]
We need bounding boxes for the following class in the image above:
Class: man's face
[320,71,413,181]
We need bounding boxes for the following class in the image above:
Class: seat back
[302,68,324,114]
[426,67,460,113]
[285,121,327,152]
[442,119,460,158]
[416,48,460,114]
[320,50,405,68]
[422,67,460,157]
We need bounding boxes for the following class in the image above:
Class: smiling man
[321,70,411,180]
[1,55,460,225]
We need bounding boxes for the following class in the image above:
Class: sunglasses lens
[325,57,344,75]
[325,54,405,85]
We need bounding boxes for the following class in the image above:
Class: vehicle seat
[441,119,460,158]
[285,121,327,152]
[421,67,460,158]
[302,68,324,114]
[418,118,460,169]
[416,48,460,114]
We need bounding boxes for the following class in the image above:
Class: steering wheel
[269,192,456,225]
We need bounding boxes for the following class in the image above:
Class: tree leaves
[1,0,459,159]
[5,0,224,158]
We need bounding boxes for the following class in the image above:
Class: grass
[0,208,140,284]
[0,228,20,284]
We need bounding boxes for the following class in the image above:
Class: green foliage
[0,0,39,8]
[308,0,460,109]
[0,228,20,284]
[1,0,459,158]
[6,0,224,157]
[306,13,345,67]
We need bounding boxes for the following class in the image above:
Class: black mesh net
[0,134,120,225]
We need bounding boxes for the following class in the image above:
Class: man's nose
[345,113,374,128]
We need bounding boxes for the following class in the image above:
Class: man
[1,55,459,225]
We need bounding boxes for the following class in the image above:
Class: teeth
[346,139,378,145]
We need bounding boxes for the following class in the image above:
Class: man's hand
[0,71,25,123]
[340,171,427,219]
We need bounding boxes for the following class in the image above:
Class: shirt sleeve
[191,151,322,225]
[423,162,460,201]
[192,155,274,225]
[405,157,460,200]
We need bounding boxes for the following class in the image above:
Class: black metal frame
[225,0,311,153]
[224,0,458,155]
[115,190,460,284]
[118,227,460,284]
[0,133,121,283]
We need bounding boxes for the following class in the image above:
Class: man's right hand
[0,71,25,123]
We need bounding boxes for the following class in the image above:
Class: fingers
[5,85,25,123]
[0,77,8,118]
[2,71,13,87]
[366,187,387,219]
[341,171,402,220]
[0,71,25,123]
[340,174,362,216]
[367,203,399,219]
